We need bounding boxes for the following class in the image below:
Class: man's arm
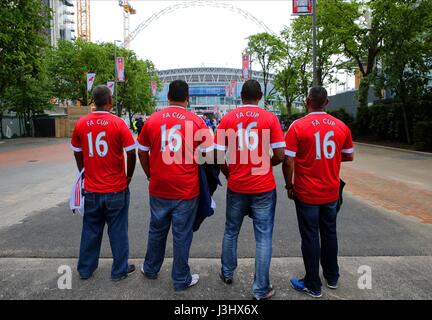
[271,148,285,166]
[126,149,137,185]
[341,127,354,162]
[74,151,84,172]
[138,150,150,180]
[282,156,295,199]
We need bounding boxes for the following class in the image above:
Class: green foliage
[323,0,390,108]
[0,0,51,97]
[274,67,301,116]
[355,100,432,144]
[291,0,349,87]
[273,27,304,115]
[46,39,116,105]
[245,33,285,106]
[3,72,53,136]
[328,108,354,126]
[279,112,307,131]
[118,57,159,117]
[0,0,52,137]
[375,0,432,104]
[357,103,406,141]
[46,39,160,116]
[414,121,432,151]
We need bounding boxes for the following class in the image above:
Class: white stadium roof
[157,67,274,84]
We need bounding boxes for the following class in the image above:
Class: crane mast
[119,0,136,48]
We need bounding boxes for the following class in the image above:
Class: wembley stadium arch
[124,0,276,48]
[155,67,278,118]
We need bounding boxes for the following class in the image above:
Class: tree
[374,0,432,144]
[117,54,160,125]
[46,39,160,123]
[274,68,302,116]
[0,0,51,137]
[325,0,392,109]
[291,1,347,90]
[274,27,304,115]
[245,33,285,106]
[4,71,53,136]
[46,39,114,106]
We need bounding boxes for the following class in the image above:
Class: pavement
[0,138,431,300]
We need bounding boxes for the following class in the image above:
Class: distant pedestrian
[136,116,144,136]
[132,118,138,133]
[71,85,137,281]
[282,86,354,298]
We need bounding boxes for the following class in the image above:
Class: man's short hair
[92,85,112,108]
[168,80,189,102]
[241,79,263,101]
[308,86,328,108]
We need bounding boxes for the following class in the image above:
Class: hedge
[279,103,432,150]
[414,121,432,151]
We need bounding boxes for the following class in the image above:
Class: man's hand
[282,157,295,200]
[286,185,295,200]
[126,149,137,186]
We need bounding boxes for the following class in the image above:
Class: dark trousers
[294,199,339,292]
[78,189,130,280]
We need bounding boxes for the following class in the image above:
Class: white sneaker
[188,274,199,287]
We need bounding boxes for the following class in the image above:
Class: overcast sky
[90,0,295,71]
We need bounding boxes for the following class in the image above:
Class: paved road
[0,138,431,299]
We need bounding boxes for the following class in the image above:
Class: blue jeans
[143,196,199,291]
[294,199,339,292]
[221,189,276,300]
[78,189,130,280]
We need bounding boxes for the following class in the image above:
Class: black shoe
[140,265,158,279]
[79,274,92,280]
[127,264,136,274]
[253,286,275,300]
[326,279,338,290]
[219,273,233,285]
[112,264,136,282]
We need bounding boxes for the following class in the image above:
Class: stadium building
[155,67,277,119]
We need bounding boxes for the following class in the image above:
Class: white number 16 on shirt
[87,131,108,157]
[314,130,336,160]
[160,124,182,152]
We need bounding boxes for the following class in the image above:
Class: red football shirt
[285,112,354,204]
[137,106,214,200]
[71,111,136,193]
[214,105,286,194]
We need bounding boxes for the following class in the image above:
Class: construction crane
[118,0,136,49]
[76,0,91,41]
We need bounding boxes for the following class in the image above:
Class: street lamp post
[312,0,318,86]
[114,40,122,115]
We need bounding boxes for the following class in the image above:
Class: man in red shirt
[71,85,137,281]
[214,80,285,300]
[137,80,213,291]
[283,86,354,298]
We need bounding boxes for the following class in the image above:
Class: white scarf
[69,169,85,216]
